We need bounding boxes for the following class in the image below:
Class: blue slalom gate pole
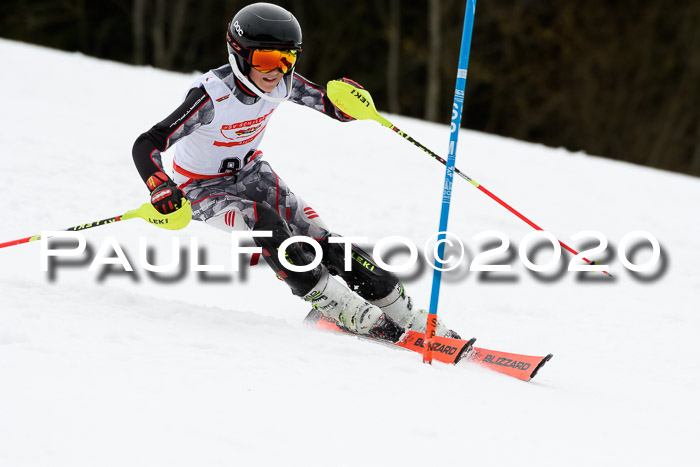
[424,0,477,364]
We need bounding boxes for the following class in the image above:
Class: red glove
[147,172,185,214]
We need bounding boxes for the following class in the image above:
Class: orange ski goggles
[250,49,299,74]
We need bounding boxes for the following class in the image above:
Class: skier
[132,2,459,342]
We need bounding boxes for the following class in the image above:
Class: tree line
[1,0,698,176]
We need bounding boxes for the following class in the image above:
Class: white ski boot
[304,269,404,342]
[370,284,461,339]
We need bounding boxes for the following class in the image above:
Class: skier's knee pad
[319,233,399,301]
[253,204,286,235]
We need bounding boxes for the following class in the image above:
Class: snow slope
[1,39,699,467]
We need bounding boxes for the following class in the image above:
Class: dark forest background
[1,0,698,176]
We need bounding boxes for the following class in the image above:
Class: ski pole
[0,199,192,249]
[326,82,612,278]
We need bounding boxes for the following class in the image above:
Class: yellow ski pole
[0,199,192,249]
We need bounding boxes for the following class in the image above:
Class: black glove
[147,172,185,214]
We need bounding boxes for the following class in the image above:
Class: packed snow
[1,38,699,466]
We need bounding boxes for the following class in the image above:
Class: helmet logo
[233,20,244,36]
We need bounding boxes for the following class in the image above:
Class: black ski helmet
[226,2,302,75]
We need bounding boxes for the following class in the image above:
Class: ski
[304,309,474,365]
[467,347,553,382]
[304,309,553,381]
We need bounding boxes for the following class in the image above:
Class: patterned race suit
[132,65,397,300]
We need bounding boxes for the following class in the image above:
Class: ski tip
[454,337,477,364]
[528,353,554,381]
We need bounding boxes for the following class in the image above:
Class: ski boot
[304,269,404,343]
[370,284,461,339]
